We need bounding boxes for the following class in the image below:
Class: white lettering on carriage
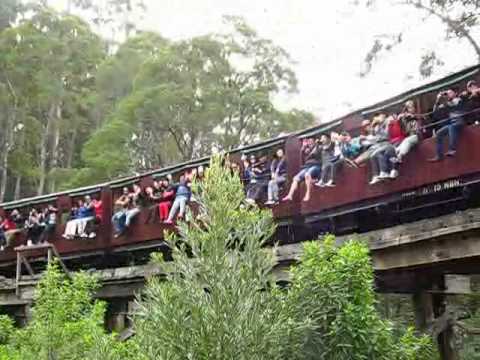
[402,179,462,198]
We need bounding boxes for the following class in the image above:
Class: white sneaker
[369,176,382,185]
[378,171,390,179]
[264,200,276,206]
[390,169,399,179]
[27,240,33,247]
[314,181,325,187]
[80,233,88,238]
[325,180,336,187]
[88,232,96,238]
[0,246,4,251]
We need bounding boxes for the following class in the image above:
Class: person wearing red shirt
[92,197,103,223]
[159,179,175,222]
[85,195,103,239]
[0,213,23,250]
[388,115,406,146]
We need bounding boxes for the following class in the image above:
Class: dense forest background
[0,0,314,202]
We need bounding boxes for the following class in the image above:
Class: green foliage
[397,327,437,360]
[0,262,122,360]
[0,4,313,197]
[0,0,18,31]
[131,156,311,360]
[73,18,314,186]
[0,5,106,198]
[129,159,437,360]
[458,305,480,359]
[0,315,14,345]
[285,236,438,360]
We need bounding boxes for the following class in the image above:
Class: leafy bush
[0,262,123,360]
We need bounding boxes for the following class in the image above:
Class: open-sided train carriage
[1,64,480,275]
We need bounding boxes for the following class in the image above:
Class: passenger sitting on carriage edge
[315,133,341,187]
[428,88,468,161]
[337,131,362,166]
[165,175,191,224]
[282,137,322,203]
[112,185,143,237]
[246,155,270,205]
[393,100,422,163]
[242,154,256,192]
[124,184,143,233]
[265,149,287,205]
[158,179,175,221]
[76,196,95,238]
[353,113,391,168]
[145,180,173,223]
[63,201,80,239]
[112,187,130,237]
[39,204,58,243]
[369,115,404,184]
[25,209,44,246]
[0,211,23,250]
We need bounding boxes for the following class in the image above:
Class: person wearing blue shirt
[76,195,95,238]
[164,176,191,224]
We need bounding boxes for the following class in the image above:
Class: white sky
[51,0,479,122]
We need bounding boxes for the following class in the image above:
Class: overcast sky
[52,0,479,122]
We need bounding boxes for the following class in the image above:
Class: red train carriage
[1,65,480,274]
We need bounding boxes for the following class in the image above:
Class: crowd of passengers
[1,82,480,249]
[243,81,480,203]
[0,195,104,251]
[110,166,204,237]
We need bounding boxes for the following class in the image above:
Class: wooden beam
[20,255,34,277]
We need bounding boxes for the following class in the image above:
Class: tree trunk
[0,115,14,202]
[14,176,21,200]
[48,104,61,194]
[0,147,8,203]
[66,127,77,169]
[37,106,55,196]
[1,72,18,202]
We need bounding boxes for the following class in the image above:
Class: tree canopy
[0,3,314,201]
